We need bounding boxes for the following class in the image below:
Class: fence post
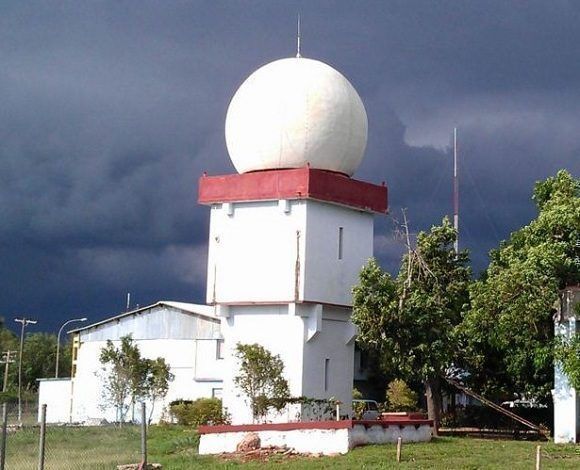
[38,404,46,470]
[396,436,402,462]
[535,444,541,470]
[140,402,147,469]
[0,403,7,470]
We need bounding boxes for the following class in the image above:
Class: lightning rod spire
[296,14,301,58]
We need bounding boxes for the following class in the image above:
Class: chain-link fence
[0,403,146,470]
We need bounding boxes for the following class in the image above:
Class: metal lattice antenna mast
[296,14,301,58]
[453,127,459,254]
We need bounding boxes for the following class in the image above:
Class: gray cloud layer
[1,1,578,330]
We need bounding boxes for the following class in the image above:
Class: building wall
[210,198,375,424]
[302,201,373,306]
[38,379,72,423]
[71,337,223,423]
[207,200,307,304]
[302,308,355,418]
[206,199,374,306]
[68,306,222,424]
[219,305,306,424]
[220,303,356,424]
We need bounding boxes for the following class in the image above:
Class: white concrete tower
[198,57,387,424]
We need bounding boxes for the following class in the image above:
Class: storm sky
[1,1,578,332]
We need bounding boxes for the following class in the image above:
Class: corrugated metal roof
[68,301,217,334]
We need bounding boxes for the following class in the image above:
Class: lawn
[3,425,580,469]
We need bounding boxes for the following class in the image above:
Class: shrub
[169,398,230,426]
[386,379,418,411]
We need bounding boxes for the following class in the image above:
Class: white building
[39,56,387,427]
[38,301,224,423]
[198,57,387,424]
[553,286,580,443]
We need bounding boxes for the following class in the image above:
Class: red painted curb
[198,419,433,434]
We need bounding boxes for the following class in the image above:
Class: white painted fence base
[198,420,433,456]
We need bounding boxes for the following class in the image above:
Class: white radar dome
[225,57,368,176]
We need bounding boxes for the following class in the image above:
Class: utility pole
[14,317,37,423]
[453,127,459,254]
[0,351,16,393]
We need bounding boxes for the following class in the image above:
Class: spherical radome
[225,58,368,176]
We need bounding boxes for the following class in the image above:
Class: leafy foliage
[169,398,230,426]
[461,170,579,401]
[99,335,173,423]
[0,327,71,391]
[386,379,418,412]
[555,330,580,390]
[233,343,290,422]
[353,217,470,427]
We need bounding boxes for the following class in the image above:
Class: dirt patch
[219,445,336,463]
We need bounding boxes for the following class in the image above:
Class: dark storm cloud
[0,1,578,330]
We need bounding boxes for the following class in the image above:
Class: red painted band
[198,419,433,434]
[198,167,388,214]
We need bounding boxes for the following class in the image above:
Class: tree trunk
[424,376,442,436]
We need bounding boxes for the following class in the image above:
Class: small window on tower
[216,339,225,360]
[324,358,330,391]
[338,227,344,260]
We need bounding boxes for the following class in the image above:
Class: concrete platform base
[198,419,433,455]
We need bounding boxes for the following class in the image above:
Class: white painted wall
[554,313,579,442]
[207,199,374,306]
[220,304,355,424]
[302,310,355,418]
[207,200,307,304]
[220,305,305,424]
[35,305,224,424]
[199,422,432,455]
[209,197,375,425]
[38,379,72,423]
[302,201,373,306]
[71,336,223,424]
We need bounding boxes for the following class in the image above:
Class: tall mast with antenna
[296,14,301,58]
[453,127,459,253]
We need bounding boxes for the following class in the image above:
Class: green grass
[3,425,580,469]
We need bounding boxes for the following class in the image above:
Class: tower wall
[206,196,375,424]
[206,198,373,306]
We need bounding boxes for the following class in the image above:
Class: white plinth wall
[204,196,374,423]
[553,287,580,443]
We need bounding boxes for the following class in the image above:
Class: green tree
[100,336,141,423]
[144,357,173,423]
[99,335,172,424]
[352,218,471,432]
[22,333,71,390]
[461,170,579,401]
[234,343,290,422]
[386,379,418,412]
[100,336,172,424]
[0,328,71,393]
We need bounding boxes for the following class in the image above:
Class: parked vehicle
[500,399,548,409]
[352,399,381,420]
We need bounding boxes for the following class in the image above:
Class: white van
[352,399,381,420]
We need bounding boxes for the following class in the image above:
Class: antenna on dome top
[296,14,302,58]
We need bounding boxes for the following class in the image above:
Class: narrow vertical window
[338,227,344,260]
[324,358,330,391]
[216,339,224,360]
